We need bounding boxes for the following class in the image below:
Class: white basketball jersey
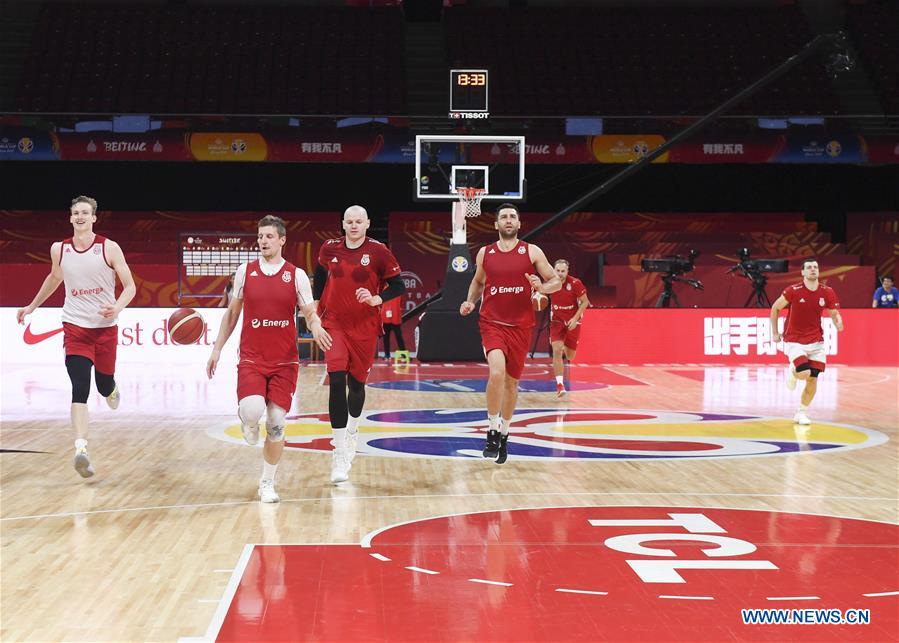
[60,235,117,328]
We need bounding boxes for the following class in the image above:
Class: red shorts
[550,320,581,350]
[63,322,118,374]
[324,327,377,383]
[478,319,530,380]
[237,361,299,411]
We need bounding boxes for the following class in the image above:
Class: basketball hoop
[456,187,486,218]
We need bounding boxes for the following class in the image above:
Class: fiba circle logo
[451,256,468,272]
[420,176,429,185]
[251,318,261,329]
[632,141,650,157]
[231,139,247,154]
[17,137,33,154]
[826,140,842,157]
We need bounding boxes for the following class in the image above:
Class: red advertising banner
[267,132,386,162]
[865,137,899,164]
[668,136,783,163]
[469,136,596,164]
[55,131,191,161]
[577,308,898,365]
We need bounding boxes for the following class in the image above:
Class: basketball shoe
[785,366,797,391]
[793,410,811,425]
[331,449,351,484]
[74,448,94,478]
[241,423,260,446]
[495,434,510,465]
[483,430,501,458]
[106,384,120,410]
[346,429,358,468]
[556,382,567,398]
[257,478,280,503]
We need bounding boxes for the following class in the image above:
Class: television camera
[728,247,789,307]
[641,249,704,308]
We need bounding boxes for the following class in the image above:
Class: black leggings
[382,323,405,357]
[328,370,366,429]
[65,355,115,403]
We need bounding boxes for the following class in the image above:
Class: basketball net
[451,187,485,245]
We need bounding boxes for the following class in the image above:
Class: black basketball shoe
[495,434,509,465]
[483,429,501,458]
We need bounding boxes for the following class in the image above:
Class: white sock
[555,375,564,385]
[332,428,347,450]
[500,417,511,436]
[74,438,87,452]
[798,404,808,413]
[487,413,499,432]
[261,461,278,482]
[347,415,360,435]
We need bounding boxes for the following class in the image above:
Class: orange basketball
[531,290,548,312]
[168,307,206,345]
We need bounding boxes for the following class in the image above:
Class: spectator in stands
[871,275,898,308]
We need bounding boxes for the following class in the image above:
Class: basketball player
[770,259,843,425]
[549,259,590,398]
[206,215,331,503]
[16,196,136,478]
[460,204,561,463]
[313,205,405,484]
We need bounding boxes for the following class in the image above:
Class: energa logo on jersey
[250,318,291,329]
[211,407,886,461]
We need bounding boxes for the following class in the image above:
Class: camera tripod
[743,272,772,308]
[656,273,704,308]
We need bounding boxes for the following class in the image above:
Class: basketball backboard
[414,135,526,202]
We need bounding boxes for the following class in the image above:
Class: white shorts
[783,341,827,366]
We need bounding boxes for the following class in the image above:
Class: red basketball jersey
[479,240,535,328]
[782,282,839,344]
[550,275,587,323]
[318,237,401,339]
[240,259,299,365]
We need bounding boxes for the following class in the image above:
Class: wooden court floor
[1,360,896,642]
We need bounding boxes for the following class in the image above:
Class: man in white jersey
[16,196,136,478]
[207,215,331,502]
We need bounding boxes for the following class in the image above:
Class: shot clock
[449,69,489,119]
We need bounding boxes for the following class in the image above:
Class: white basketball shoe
[793,411,811,425]
[74,448,95,478]
[330,449,351,484]
[257,478,280,503]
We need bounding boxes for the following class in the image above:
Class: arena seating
[846,3,899,114]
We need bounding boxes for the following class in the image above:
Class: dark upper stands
[16,4,405,115]
[445,6,841,116]
[847,2,899,115]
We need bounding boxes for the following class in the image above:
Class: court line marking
[194,544,254,643]
[659,595,715,601]
[370,553,391,562]
[212,569,232,573]
[469,578,512,587]
[406,566,439,575]
[4,492,896,523]
[863,590,899,597]
[766,596,821,601]
[555,588,608,596]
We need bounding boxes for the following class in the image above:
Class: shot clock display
[449,69,489,118]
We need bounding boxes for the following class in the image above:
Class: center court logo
[209,408,887,461]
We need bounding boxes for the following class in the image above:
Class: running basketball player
[549,259,590,398]
[206,215,331,503]
[770,259,843,425]
[459,204,561,464]
[313,205,405,484]
[16,196,136,478]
